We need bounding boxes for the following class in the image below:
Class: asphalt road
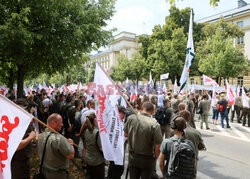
[121,114,250,179]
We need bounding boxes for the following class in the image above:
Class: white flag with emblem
[0,95,33,179]
[160,73,169,80]
[93,62,124,165]
[179,9,194,93]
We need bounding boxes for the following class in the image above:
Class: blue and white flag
[179,9,195,93]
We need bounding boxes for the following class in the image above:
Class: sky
[106,0,250,35]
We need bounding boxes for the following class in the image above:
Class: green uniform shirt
[124,112,163,156]
[84,127,105,166]
[171,98,181,112]
[37,128,73,171]
[185,124,205,158]
[200,100,210,115]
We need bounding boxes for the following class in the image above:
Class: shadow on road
[198,155,238,179]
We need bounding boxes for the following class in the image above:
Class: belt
[129,151,154,158]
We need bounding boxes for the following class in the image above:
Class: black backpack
[168,138,195,179]
[155,106,170,126]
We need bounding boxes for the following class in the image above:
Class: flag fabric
[242,87,249,108]
[163,83,167,93]
[0,95,33,179]
[130,86,137,103]
[174,80,178,94]
[94,62,124,165]
[211,86,217,107]
[225,80,235,105]
[120,96,127,108]
[160,73,169,80]
[236,85,240,97]
[149,71,154,89]
[203,74,219,87]
[179,9,195,93]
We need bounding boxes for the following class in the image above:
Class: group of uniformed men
[7,87,250,179]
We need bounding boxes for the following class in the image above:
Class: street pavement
[121,113,250,179]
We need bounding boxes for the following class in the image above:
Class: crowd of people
[6,86,250,179]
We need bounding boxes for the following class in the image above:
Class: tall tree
[110,54,148,85]
[0,0,115,97]
[138,7,203,84]
[86,62,96,83]
[197,20,247,85]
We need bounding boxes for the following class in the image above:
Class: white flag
[226,79,235,105]
[242,87,249,108]
[174,79,178,94]
[163,83,167,93]
[149,71,154,89]
[0,95,33,179]
[211,86,217,107]
[160,73,169,80]
[236,85,240,97]
[94,62,124,165]
[203,74,219,87]
[179,10,194,93]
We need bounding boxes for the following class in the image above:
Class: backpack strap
[95,131,104,157]
[40,132,52,172]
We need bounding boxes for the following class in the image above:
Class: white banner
[188,84,236,91]
[160,73,169,80]
[93,62,124,165]
[0,95,33,179]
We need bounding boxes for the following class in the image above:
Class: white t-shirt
[80,108,96,124]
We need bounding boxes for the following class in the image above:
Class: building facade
[89,1,250,89]
[193,0,250,88]
[88,31,139,72]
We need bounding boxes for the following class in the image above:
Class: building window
[238,36,244,44]
[237,21,244,44]
[237,77,243,87]
[190,78,194,84]
[237,21,243,28]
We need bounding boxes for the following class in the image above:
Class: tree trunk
[219,77,221,86]
[216,77,219,84]
[17,65,25,98]
[8,68,14,90]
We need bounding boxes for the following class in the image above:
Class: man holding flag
[179,9,195,94]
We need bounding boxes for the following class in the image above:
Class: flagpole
[32,117,77,147]
[95,62,137,114]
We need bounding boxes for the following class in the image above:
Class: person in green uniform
[159,116,196,179]
[83,112,105,179]
[199,94,211,129]
[124,102,163,179]
[179,110,206,174]
[37,113,75,179]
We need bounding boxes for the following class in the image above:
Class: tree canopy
[138,6,204,84]
[0,0,115,97]
[168,0,220,7]
[110,54,148,85]
[197,18,247,84]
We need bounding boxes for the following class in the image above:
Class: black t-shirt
[217,100,228,112]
